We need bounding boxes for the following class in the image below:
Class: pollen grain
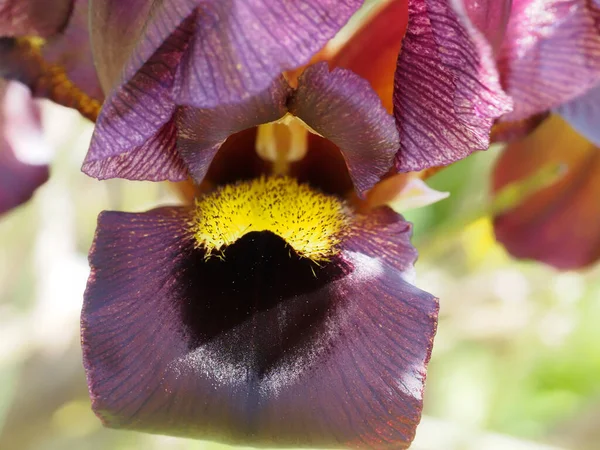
[192,176,350,261]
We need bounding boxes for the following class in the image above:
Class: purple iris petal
[290,63,398,196]
[557,82,600,146]
[0,81,49,215]
[90,0,362,107]
[82,206,437,449]
[0,0,73,37]
[393,0,512,171]
[176,77,290,184]
[82,17,194,181]
[498,0,600,121]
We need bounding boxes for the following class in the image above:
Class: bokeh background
[1,100,599,449]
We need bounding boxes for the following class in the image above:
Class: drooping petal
[91,0,362,108]
[0,80,49,215]
[328,0,409,113]
[176,77,290,184]
[557,82,600,146]
[393,0,512,171]
[82,18,195,181]
[493,115,600,270]
[498,0,600,121]
[0,0,73,37]
[289,63,398,195]
[83,205,437,449]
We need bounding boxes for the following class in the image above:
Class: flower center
[255,113,320,175]
[192,176,350,261]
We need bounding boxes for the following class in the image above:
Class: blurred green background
[1,100,599,450]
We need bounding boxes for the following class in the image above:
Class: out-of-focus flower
[0,79,49,215]
[491,0,600,270]
[0,0,102,215]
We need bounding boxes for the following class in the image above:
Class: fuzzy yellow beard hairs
[192,176,350,262]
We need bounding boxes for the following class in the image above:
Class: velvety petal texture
[493,115,600,270]
[498,0,600,121]
[393,0,512,171]
[0,80,49,215]
[0,0,73,37]
[290,63,398,195]
[91,0,363,107]
[557,82,600,146]
[82,206,437,449]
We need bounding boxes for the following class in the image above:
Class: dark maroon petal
[176,77,290,184]
[498,0,600,121]
[92,0,362,108]
[290,63,398,196]
[493,115,600,270]
[394,0,512,171]
[82,18,194,181]
[83,206,437,449]
[0,0,73,37]
[557,82,600,146]
[0,81,49,215]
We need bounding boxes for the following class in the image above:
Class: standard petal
[173,0,363,108]
[493,115,600,270]
[557,82,600,146]
[176,77,290,184]
[329,0,409,113]
[498,0,600,121]
[394,0,512,171]
[83,206,437,449]
[91,0,362,108]
[0,81,49,215]
[82,18,195,181]
[290,62,398,196]
[0,0,72,37]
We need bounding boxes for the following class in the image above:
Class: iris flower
[491,0,600,270]
[3,0,514,448]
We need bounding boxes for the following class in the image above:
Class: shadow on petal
[493,115,600,270]
[83,205,437,449]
